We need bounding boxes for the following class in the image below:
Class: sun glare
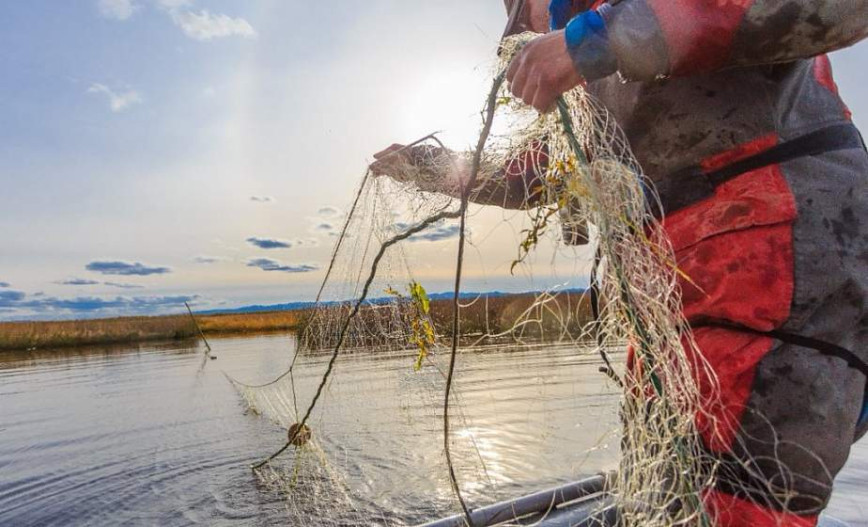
[399,67,492,149]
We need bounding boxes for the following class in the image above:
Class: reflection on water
[0,335,864,526]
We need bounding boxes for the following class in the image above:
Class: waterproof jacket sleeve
[601,0,868,81]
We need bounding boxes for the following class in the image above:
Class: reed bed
[0,311,306,351]
[194,311,305,335]
[0,315,197,351]
[0,292,578,352]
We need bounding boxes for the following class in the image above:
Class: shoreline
[0,291,594,352]
[0,310,306,352]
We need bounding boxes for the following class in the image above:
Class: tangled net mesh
[228,33,728,526]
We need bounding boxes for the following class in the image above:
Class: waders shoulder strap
[692,319,868,379]
[653,123,865,217]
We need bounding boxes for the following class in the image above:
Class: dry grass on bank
[0,310,307,352]
[0,315,198,351]
[194,311,304,335]
[429,291,593,338]
[0,292,592,352]
[299,291,596,351]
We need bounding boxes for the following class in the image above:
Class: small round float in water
[288,423,312,447]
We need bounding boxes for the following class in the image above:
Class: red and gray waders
[545,0,868,524]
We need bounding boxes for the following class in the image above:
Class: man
[372,1,868,525]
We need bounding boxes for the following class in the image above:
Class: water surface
[0,335,864,525]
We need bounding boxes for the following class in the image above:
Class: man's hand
[507,30,584,113]
[370,144,414,183]
[370,143,460,193]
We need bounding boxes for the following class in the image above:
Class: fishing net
[228,32,724,526]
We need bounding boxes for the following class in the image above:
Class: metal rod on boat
[418,474,608,527]
[530,497,618,527]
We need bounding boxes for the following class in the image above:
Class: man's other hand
[507,30,584,113]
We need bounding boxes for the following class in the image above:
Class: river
[0,334,864,526]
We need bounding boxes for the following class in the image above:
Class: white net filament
[228,33,726,527]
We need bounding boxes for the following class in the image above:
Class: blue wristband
[549,0,574,31]
[565,10,605,48]
[563,8,617,82]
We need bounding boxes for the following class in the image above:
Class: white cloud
[100,0,255,44]
[98,0,140,20]
[170,9,257,41]
[156,0,191,9]
[87,84,143,112]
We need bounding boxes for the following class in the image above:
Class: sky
[0,1,866,321]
